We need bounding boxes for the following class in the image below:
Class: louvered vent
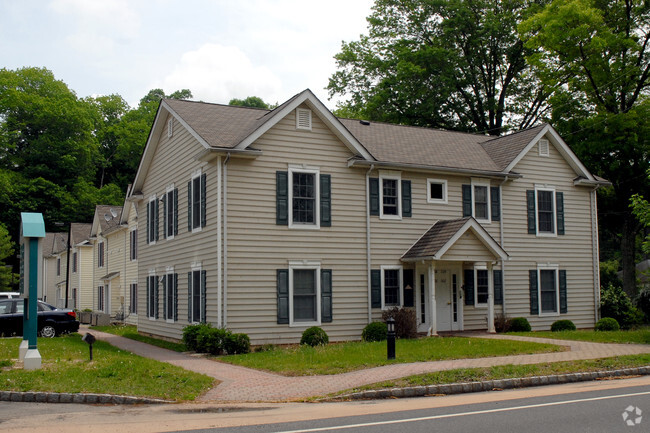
[538,138,549,156]
[168,119,173,138]
[296,108,312,130]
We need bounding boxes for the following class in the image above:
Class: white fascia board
[234,89,375,161]
[504,124,594,181]
[436,218,508,261]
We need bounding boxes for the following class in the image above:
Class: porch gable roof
[401,217,508,262]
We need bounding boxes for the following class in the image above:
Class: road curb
[0,390,173,405]
[331,366,650,401]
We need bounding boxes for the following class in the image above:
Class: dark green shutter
[369,178,379,216]
[464,269,474,306]
[187,272,192,323]
[527,190,536,234]
[162,195,167,239]
[146,276,150,317]
[154,200,159,242]
[402,180,412,217]
[277,269,289,324]
[462,185,472,217]
[200,270,207,323]
[154,277,159,319]
[187,181,192,232]
[321,269,332,323]
[320,174,331,227]
[529,270,539,315]
[491,187,500,221]
[162,274,167,319]
[146,202,150,243]
[370,269,381,308]
[276,171,288,225]
[174,273,178,321]
[559,270,567,313]
[200,173,207,228]
[493,270,503,305]
[173,188,178,236]
[403,268,414,307]
[556,192,565,235]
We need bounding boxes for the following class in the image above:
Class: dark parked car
[0,299,79,337]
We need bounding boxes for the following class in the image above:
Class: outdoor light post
[387,317,396,360]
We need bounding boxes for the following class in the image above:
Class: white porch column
[428,262,437,336]
[487,262,495,333]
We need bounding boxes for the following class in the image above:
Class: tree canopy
[328,0,550,135]
[228,96,275,109]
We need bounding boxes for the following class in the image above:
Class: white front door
[436,269,452,331]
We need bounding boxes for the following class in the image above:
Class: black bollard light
[386,317,396,360]
[82,332,96,361]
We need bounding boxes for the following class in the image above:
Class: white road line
[272,390,650,433]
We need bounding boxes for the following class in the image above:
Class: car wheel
[39,325,56,338]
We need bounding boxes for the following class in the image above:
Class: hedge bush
[595,317,620,331]
[362,322,387,342]
[381,307,417,339]
[600,283,643,329]
[182,323,211,352]
[300,326,329,346]
[225,333,251,354]
[494,314,511,333]
[509,317,531,332]
[550,319,576,332]
[182,323,251,355]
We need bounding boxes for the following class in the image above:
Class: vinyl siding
[124,205,139,325]
[226,106,368,344]
[76,246,94,310]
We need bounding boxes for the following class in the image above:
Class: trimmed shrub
[381,307,418,339]
[601,283,643,329]
[595,317,620,331]
[362,322,388,342]
[494,314,511,333]
[300,326,329,346]
[225,333,251,354]
[182,323,211,352]
[550,319,576,332]
[509,317,531,332]
[196,327,230,355]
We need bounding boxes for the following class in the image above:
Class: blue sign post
[19,212,45,370]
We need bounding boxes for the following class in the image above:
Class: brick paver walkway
[88,328,650,402]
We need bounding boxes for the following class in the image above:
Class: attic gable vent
[538,138,549,156]
[168,118,173,138]
[296,108,312,131]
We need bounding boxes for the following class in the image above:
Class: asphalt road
[1,376,649,433]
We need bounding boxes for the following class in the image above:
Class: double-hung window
[380,174,401,219]
[277,263,332,326]
[291,168,318,227]
[97,285,105,311]
[147,272,158,319]
[276,167,331,228]
[163,268,177,322]
[529,266,567,316]
[97,242,105,268]
[383,267,401,307]
[129,282,138,314]
[527,186,564,236]
[72,252,77,273]
[188,172,206,232]
[188,265,205,324]
[163,186,178,239]
[130,229,138,261]
[292,268,318,323]
[56,257,61,276]
[147,196,158,244]
[462,180,499,223]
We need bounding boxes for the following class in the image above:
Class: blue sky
[1,0,374,108]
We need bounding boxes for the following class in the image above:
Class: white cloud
[155,43,284,104]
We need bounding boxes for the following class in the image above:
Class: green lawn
[90,324,187,352]
[0,334,213,401]
[509,329,650,344]
[221,337,562,376]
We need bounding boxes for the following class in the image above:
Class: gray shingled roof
[402,218,471,260]
[70,223,91,246]
[96,205,123,234]
[163,97,549,173]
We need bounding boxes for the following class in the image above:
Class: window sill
[288,223,321,230]
[379,215,402,221]
[536,232,557,238]
[290,320,321,328]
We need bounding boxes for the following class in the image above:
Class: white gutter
[498,176,508,315]
[591,187,601,323]
[223,153,230,327]
[366,164,374,323]
[349,159,522,180]
[217,156,223,328]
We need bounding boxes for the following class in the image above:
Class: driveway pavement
[87,327,650,403]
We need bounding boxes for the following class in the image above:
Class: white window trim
[295,108,312,131]
[538,138,550,157]
[288,260,321,327]
[190,262,202,324]
[189,170,203,233]
[165,184,175,240]
[165,266,175,323]
[534,184,557,238]
[381,265,403,309]
[473,265,488,308]
[288,165,320,230]
[471,179,491,223]
[148,269,157,321]
[379,171,402,220]
[427,178,448,204]
[148,195,157,245]
[537,264,560,317]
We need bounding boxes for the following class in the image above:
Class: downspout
[498,176,508,315]
[223,153,230,327]
[591,186,601,323]
[366,164,375,323]
[217,156,223,328]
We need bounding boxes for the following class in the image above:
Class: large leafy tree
[328,0,550,135]
[521,0,650,295]
[0,223,16,291]
[229,96,276,109]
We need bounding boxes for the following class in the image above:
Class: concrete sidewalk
[88,328,650,403]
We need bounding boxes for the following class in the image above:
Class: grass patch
[509,328,650,344]
[91,325,187,352]
[339,354,650,394]
[0,335,213,401]
[221,337,561,376]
